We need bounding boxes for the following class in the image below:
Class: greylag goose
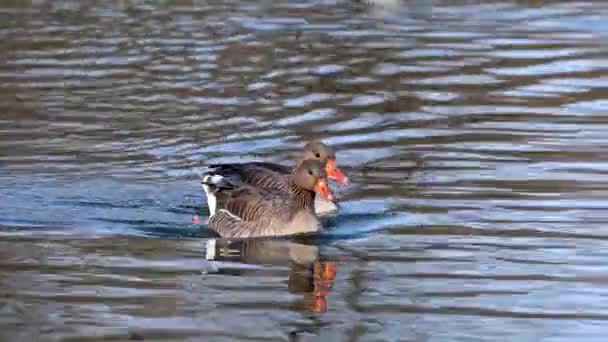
[202,160,334,238]
[205,141,347,216]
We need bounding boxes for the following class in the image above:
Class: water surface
[2,0,608,340]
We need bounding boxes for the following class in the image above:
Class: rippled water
[2,0,608,340]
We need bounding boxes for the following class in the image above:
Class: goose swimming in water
[202,160,334,238]
[203,141,347,216]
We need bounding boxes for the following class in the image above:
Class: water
[1,0,608,340]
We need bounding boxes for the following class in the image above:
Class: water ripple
[1,0,608,340]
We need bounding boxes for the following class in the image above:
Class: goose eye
[308,170,313,176]
[315,153,320,158]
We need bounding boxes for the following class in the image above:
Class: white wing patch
[201,183,217,216]
[203,174,224,184]
[201,174,225,217]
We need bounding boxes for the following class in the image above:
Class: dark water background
[2,0,608,340]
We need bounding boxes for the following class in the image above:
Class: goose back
[206,162,338,216]
[207,162,290,192]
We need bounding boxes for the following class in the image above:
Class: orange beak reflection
[314,179,334,201]
[325,158,348,185]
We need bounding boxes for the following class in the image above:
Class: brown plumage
[204,141,347,216]
[205,160,333,238]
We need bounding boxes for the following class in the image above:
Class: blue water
[3,0,608,340]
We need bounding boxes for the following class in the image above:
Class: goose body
[204,142,347,217]
[202,160,333,238]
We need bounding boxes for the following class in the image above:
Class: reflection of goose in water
[204,238,337,313]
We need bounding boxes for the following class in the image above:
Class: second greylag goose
[202,160,333,238]
[205,141,347,216]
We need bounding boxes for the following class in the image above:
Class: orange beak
[325,158,348,185]
[314,179,334,201]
